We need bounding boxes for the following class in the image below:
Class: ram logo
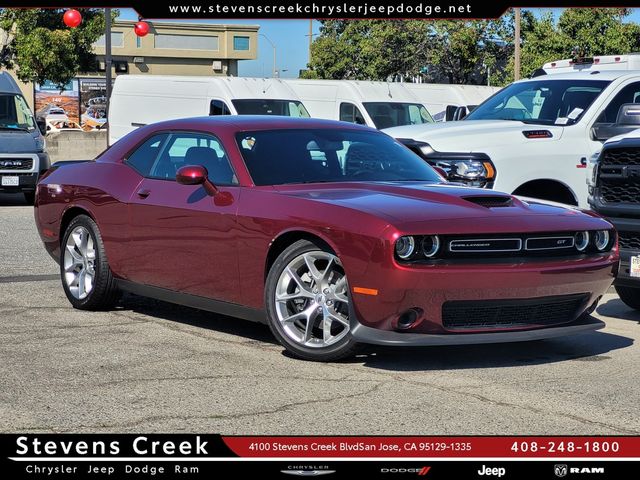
[554,465,568,477]
[0,160,22,167]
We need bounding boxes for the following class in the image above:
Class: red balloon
[63,9,82,28]
[134,21,150,37]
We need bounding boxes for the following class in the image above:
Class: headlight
[594,230,610,251]
[395,236,415,259]
[434,158,496,187]
[575,231,589,252]
[421,235,440,258]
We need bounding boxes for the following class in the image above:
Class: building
[10,20,260,110]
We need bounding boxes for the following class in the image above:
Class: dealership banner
[2,1,640,19]
[0,435,638,478]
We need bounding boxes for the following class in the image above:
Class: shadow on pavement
[597,296,640,323]
[115,293,278,345]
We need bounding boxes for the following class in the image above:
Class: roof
[518,71,640,82]
[144,115,378,133]
[0,72,21,94]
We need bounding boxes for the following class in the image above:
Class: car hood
[0,130,39,154]
[275,182,606,233]
[383,120,565,152]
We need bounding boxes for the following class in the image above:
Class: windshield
[466,79,610,125]
[0,94,36,130]
[363,102,434,129]
[231,99,310,117]
[236,128,443,186]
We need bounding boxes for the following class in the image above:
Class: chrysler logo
[281,471,336,476]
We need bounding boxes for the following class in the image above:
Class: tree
[0,8,116,88]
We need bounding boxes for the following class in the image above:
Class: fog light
[575,231,589,252]
[395,236,415,260]
[397,308,420,329]
[594,230,610,251]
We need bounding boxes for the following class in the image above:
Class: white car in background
[385,55,640,207]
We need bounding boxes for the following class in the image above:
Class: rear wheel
[615,285,640,311]
[60,214,119,310]
[265,240,358,361]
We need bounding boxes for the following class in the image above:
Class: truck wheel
[23,192,35,205]
[615,285,640,311]
[60,214,120,310]
[265,240,359,361]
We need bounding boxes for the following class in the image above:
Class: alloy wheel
[275,251,350,348]
[63,226,96,300]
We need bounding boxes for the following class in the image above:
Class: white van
[109,75,310,145]
[541,53,640,75]
[402,83,501,121]
[283,79,434,129]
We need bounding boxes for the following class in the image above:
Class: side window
[125,133,169,177]
[209,100,231,116]
[596,82,640,124]
[339,103,366,125]
[149,132,237,185]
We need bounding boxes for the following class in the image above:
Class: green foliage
[0,8,117,88]
[305,9,640,87]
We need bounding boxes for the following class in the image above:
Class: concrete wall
[46,130,108,163]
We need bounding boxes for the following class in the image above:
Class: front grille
[618,231,640,250]
[442,294,589,330]
[602,148,640,166]
[0,158,33,170]
[600,182,640,204]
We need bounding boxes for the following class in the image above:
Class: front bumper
[351,315,605,346]
[602,216,640,288]
[348,254,617,345]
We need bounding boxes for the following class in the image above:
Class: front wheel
[265,240,359,361]
[60,214,119,310]
[615,285,640,311]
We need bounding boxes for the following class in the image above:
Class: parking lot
[1,193,639,435]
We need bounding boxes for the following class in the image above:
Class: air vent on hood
[462,195,513,208]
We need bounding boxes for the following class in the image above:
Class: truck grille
[0,158,33,170]
[602,148,640,166]
[600,182,640,204]
[442,294,589,330]
[618,231,640,250]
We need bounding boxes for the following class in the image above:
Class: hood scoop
[462,195,514,208]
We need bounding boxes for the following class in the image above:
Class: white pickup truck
[385,54,640,207]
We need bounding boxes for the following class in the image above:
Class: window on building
[136,35,141,48]
[93,32,124,48]
[233,36,250,51]
[155,34,219,51]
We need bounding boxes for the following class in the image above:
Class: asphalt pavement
[1,193,638,435]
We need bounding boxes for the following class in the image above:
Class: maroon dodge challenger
[35,116,618,361]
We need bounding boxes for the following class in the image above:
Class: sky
[118,8,640,79]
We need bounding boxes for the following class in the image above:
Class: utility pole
[105,8,112,146]
[514,7,521,81]
[308,19,313,64]
[259,34,276,78]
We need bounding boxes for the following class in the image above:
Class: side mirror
[445,105,458,121]
[37,119,47,136]
[453,106,468,121]
[176,165,218,196]
[592,103,640,141]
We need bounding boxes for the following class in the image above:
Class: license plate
[631,255,640,278]
[1,176,19,186]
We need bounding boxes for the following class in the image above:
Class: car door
[125,130,241,304]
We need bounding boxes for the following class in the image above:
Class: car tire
[60,214,119,310]
[265,240,359,361]
[23,191,35,205]
[615,285,640,311]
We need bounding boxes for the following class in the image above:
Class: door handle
[136,188,151,199]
